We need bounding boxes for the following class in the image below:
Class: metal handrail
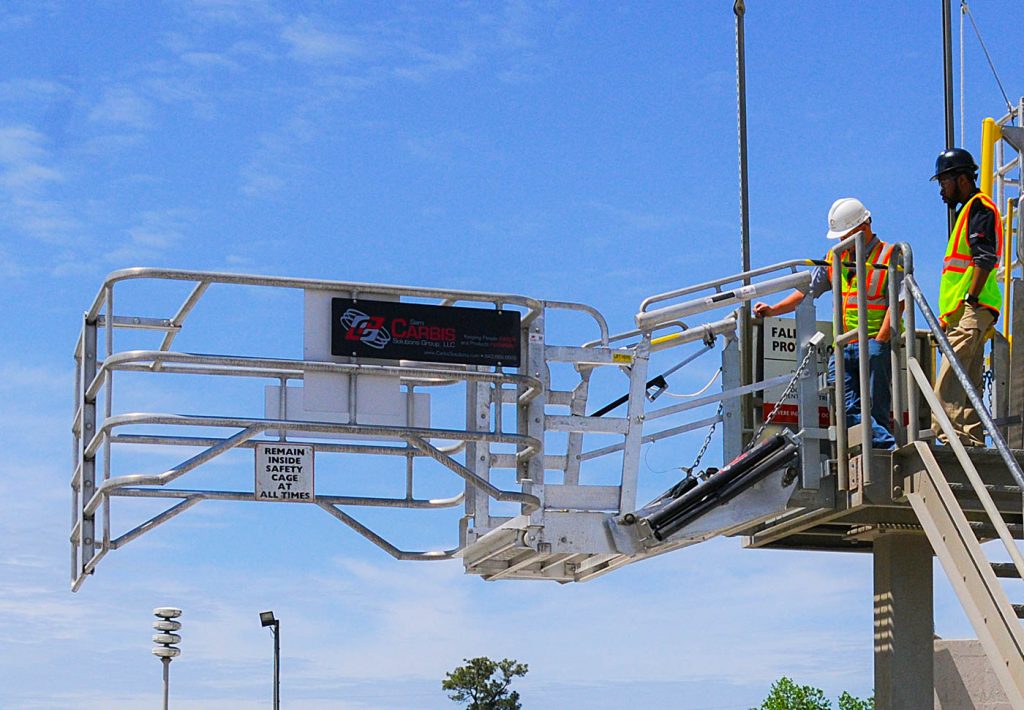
[87,349,543,403]
[639,258,816,312]
[882,251,1024,581]
[86,267,547,321]
[903,275,1024,490]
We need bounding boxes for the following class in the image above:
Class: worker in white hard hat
[753,197,898,450]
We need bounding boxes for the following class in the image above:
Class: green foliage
[752,677,873,710]
[442,656,528,710]
[754,677,830,710]
[837,691,874,710]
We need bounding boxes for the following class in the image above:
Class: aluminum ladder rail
[893,263,1024,707]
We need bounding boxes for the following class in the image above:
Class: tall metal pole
[735,0,754,442]
[162,657,170,710]
[942,0,956,231]
[273,623,280,710]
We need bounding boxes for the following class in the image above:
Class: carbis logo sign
[331,298,521,367]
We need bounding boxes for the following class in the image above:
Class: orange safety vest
[826,239,896,337]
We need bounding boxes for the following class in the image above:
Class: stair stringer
[902,441,1024,707]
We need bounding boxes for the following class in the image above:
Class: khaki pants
[932,302,996,446]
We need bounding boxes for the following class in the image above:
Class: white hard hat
[826,197,871,240]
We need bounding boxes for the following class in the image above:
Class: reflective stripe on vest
[938,192,1003,326]
[826,240,894,337]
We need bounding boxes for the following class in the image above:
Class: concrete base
[935,639,1012,709]
[874,534,934,709]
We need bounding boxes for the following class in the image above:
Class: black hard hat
[931,148,978,181]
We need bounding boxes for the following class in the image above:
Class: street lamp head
[260,610,277,627]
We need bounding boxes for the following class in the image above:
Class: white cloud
[282,17,372,65]
[0,78,71,103]
[88,86,152,129]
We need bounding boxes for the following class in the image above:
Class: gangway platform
[68,229,1024,706]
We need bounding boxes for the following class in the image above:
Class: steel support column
[873,533,934,710]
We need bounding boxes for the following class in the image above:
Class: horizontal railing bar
[86,413,540,459]
[87,267,547,323]
[86,350,541,401]
[580,413,721,461]
[639,259,813,312]
[95,315,180,331]
[646,373,791,421]
[107,433,469,458]
[637,273,810,330]
[546,415,630,435]
[109,487,464,509]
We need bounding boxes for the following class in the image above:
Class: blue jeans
[827,339,896,449]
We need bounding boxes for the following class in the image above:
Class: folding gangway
[72,111,1024,706]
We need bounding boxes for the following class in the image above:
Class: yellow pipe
[1005,197,1015,339]
[651,332,681,346]
[980,117,1000,197]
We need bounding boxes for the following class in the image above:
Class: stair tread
[991,562,1023,578]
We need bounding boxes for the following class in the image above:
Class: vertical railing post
[795,296,821,488]
[464,373,491,541]
[721,332,743,464]
[522,311,547,524]
[102,286,114,551]
[888,249,906,447]
[618,335,651,514]
[832,241,849,490]
[71,331,83,582]
[854,231,873,486]
[80,312,98,579]
[900,245,920,442]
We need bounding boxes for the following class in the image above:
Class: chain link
[983,366,995,412]
[746,342,819,451]
[679,401,724,479]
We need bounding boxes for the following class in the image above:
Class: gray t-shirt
[807,237,906,302]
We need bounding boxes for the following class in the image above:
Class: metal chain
[679,401,725,479]
[746,342,819,451]
[983,366,995,412]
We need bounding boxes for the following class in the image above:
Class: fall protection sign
[255,443,314,502]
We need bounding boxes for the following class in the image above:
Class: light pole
[260,611,280,710]
[152,607,182,710]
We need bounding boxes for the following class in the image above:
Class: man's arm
[753,289,805,317]
[966,200,998,298]
[753,264,829,317]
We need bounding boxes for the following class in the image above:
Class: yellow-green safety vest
[826,239,895,338]
[938,192,1003,327]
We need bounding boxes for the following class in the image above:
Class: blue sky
[2,1,1022,708]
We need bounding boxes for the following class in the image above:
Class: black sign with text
[331,298,521,367]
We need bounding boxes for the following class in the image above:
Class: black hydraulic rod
[651,441,798,540]
[590,375,668,418]
[643,434,787,532]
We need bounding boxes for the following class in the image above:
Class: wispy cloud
[88,85,152,129]
[282,17,372,65]
[104,208,192,264]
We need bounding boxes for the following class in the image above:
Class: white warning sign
[255,443,314,502]
[760,316,833,427]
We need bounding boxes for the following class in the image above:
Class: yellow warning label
[612,353,633,364]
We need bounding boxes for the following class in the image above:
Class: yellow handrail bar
[980,117,1001,197]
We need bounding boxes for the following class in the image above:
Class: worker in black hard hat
[930,147,1003,447]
